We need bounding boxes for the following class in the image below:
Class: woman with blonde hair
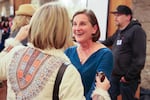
[0,2,85,100]
[9,4,36,46]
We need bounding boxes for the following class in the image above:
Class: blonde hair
[29,2,72,50]
[11,15,31,32]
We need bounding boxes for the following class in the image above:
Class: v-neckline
[75,47,106,65]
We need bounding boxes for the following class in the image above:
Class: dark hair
[72,9,100,42]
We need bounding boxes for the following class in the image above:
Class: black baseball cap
[111,5,132,15]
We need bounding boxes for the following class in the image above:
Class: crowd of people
[0,1,147,100]
[0,15,14,51]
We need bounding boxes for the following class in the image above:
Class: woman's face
[72,14,97,43]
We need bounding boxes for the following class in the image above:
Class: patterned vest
[8,47,65,100]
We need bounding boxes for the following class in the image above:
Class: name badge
[116,40,122,45]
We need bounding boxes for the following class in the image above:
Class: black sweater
[102,20,146,81]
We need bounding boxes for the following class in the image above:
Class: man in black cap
[101,5,146,100]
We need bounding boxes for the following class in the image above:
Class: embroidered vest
[8,47,66,100]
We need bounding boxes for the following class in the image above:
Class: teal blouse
[65,46,113,100]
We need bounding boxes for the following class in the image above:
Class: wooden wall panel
[14,0,31,13]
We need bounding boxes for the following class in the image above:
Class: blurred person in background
[0,16,10,51]
[9,4,36,46]
[101,5,146,100]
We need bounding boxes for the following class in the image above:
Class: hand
[120,76,128,83]
[15,25,30,42]
[95,75,110,91]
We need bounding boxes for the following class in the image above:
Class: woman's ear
[92,24,98,34]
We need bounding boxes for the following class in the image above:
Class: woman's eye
[72,23,77,26]
[80,22,86,25]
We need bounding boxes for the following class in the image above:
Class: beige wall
[0,0,10,17]
[132,0,150,89]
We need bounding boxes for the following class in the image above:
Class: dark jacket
[102,20,146,81]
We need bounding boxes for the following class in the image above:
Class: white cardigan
[0,38,110,100]
[0,38,85,100]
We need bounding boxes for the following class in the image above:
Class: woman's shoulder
[95,47,113,60]
[65,45,77,50]
[96,43,112,54]
[64,45,77,54]
[100,47,112,53]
